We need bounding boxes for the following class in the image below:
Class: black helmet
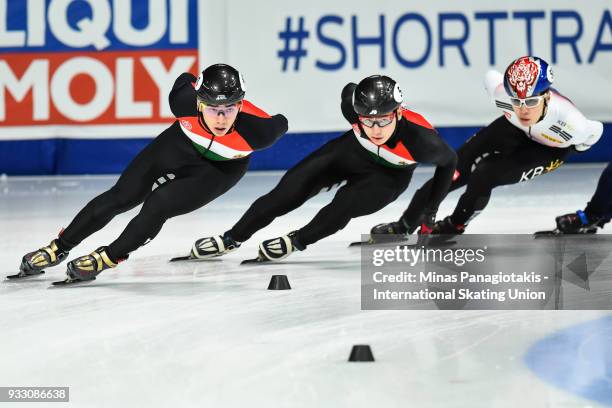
[352,75,403,116]
[195,63,245,106]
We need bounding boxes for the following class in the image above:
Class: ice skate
[52,247,123,285]
[8,239,69,280]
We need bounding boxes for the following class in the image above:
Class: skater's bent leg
[298,176,407,246]
[401,138,482,226]
[449,156,520,225]
[450,186,493,226]
[401,175,465,226]
[229,153,341,242]
[400,180,434,226]
[108,161,246,259]
[59,131,178,251]
[450,148,570,225]
[585,162,612,220]
[59,184,151,251]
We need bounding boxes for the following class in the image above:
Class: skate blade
[51,277,96,286]
[240,256,269,265]
[348,240,371,247]
[350,235,455,247]
[349,236,413,247]
[169,255,195,262]
[349,236,405,247]
[534,229,562,237]
[6,270,45,280]
[169,255,223,263]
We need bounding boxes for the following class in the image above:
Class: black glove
[178,72,197,84]
[340,83,359,125]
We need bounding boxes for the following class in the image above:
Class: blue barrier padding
[0,124,610,175]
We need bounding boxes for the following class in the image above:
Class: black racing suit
[57,73,288,260]
[584,161,612,224]
[401,116,573,227]
[228,83,457,246]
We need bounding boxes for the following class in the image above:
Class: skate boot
[17,239,69,278]
[191,232,241,259]
[431,216,465,236]
[555,210,600,234]
[370,217,417,243]
[258,231,305,262]
[64,247,124,282]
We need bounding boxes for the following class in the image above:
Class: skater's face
[359,110,399,145]
[511,92,549,126]
[200,102,242,136]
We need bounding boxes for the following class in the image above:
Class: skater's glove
[572,143,591,153]
[341,83,359,125]
[177,72,197,85]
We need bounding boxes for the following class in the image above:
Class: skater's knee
[137,196,174,224]
[104,186,143,212]
[464,181,494,199]
[86,189,132,219]
[255,189,306,216]
[469,162,502,188]
[341,190,395,218]
[473,196,490,211]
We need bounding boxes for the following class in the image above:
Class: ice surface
[0,164,610,407]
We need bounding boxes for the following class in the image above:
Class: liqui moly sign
[0,0,199,138]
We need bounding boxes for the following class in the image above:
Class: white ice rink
[1,163,611,407]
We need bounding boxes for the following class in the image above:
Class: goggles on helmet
[198,102,241,117]
[509,95,545,109]
[358,112,396,128]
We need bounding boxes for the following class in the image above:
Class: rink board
[0,124,610,175]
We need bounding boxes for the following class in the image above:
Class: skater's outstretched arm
[398,114,457,227]
[340,82,358,124]
[234,101,288,150]
[169,72,198,117]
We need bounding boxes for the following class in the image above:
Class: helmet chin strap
[356,121,367,139]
